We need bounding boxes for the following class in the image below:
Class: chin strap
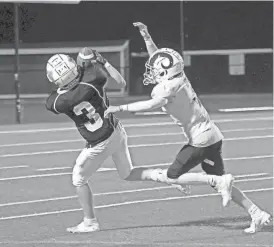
[168,72,184,81]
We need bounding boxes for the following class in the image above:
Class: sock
[84,217,97,225]
[207,175,218,187]
[248,204,261,217]
[176,173,219,186]
[150,169,219,187]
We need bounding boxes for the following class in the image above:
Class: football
[76,47,97,69]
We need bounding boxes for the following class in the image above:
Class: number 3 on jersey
[73,101,103,132]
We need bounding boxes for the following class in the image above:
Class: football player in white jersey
[104,22,272,233]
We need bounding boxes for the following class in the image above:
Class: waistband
[85,121,123,148]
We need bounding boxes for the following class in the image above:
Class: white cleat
[172,184,191,195]
[244,211,272,234]
[215,174,234,207]
[66,220,100,233]
[150,168,191,195]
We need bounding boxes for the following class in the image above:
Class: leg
[149,143,233,202]
[202,141,262,209]
[166,144,226,188]
[111,123,162,181]
[166,144,213,184]
[67,140,111,233]
[111,125,231,201]
[202,141,272,233]
[232,186,272,233]
[111,123,182,183]
[72,149,101,221]
[200,141,234,206]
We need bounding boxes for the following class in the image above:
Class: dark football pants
[167,140,225,179]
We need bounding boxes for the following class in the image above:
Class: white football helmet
[143,48,184,85]
[46,54,79,88]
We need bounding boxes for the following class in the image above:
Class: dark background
[0,1,273,95]
[0,1,273,51]
[1,1,272,50]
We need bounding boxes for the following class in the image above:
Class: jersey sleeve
[45,92,60,114]
[94,63,111,82]
[151,78,185,101]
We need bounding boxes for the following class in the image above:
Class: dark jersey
[46,63,119,146]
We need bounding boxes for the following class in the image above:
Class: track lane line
[0,127,272,148]
[0,117,272,134]
[0,241,271,247]
[0,165,28,170]
[0,155,272,180]
[0,187,272,221]
[0,240,271,247]
[0,174,270,207]
[0,135,272,158]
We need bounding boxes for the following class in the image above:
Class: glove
[93,50,107,66]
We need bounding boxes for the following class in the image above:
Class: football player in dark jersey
[45,48,189,233]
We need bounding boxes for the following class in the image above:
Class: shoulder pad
[45,92,59,114]
[151,83,176,99]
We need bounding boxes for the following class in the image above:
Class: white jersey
[151,73,223,147]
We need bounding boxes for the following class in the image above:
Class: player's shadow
[103,215,273,233]
[176,215,273,232]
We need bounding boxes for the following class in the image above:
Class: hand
[93,50,107,65]
[104,105,120,118]
[133,22,151,40]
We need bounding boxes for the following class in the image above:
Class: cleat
[150,168,191,195]
[150,168,166,183]
[215,174,234,207]
[172,184,191,195]
[66,220,100,233]
[244,211,272,234]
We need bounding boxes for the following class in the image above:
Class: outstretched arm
[133,22,158,56]
[104,97,167,117]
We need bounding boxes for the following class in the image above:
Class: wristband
[144,37,154,44]
[119,105,128,112]
[144,35,152,41]
[118,105,124,112]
